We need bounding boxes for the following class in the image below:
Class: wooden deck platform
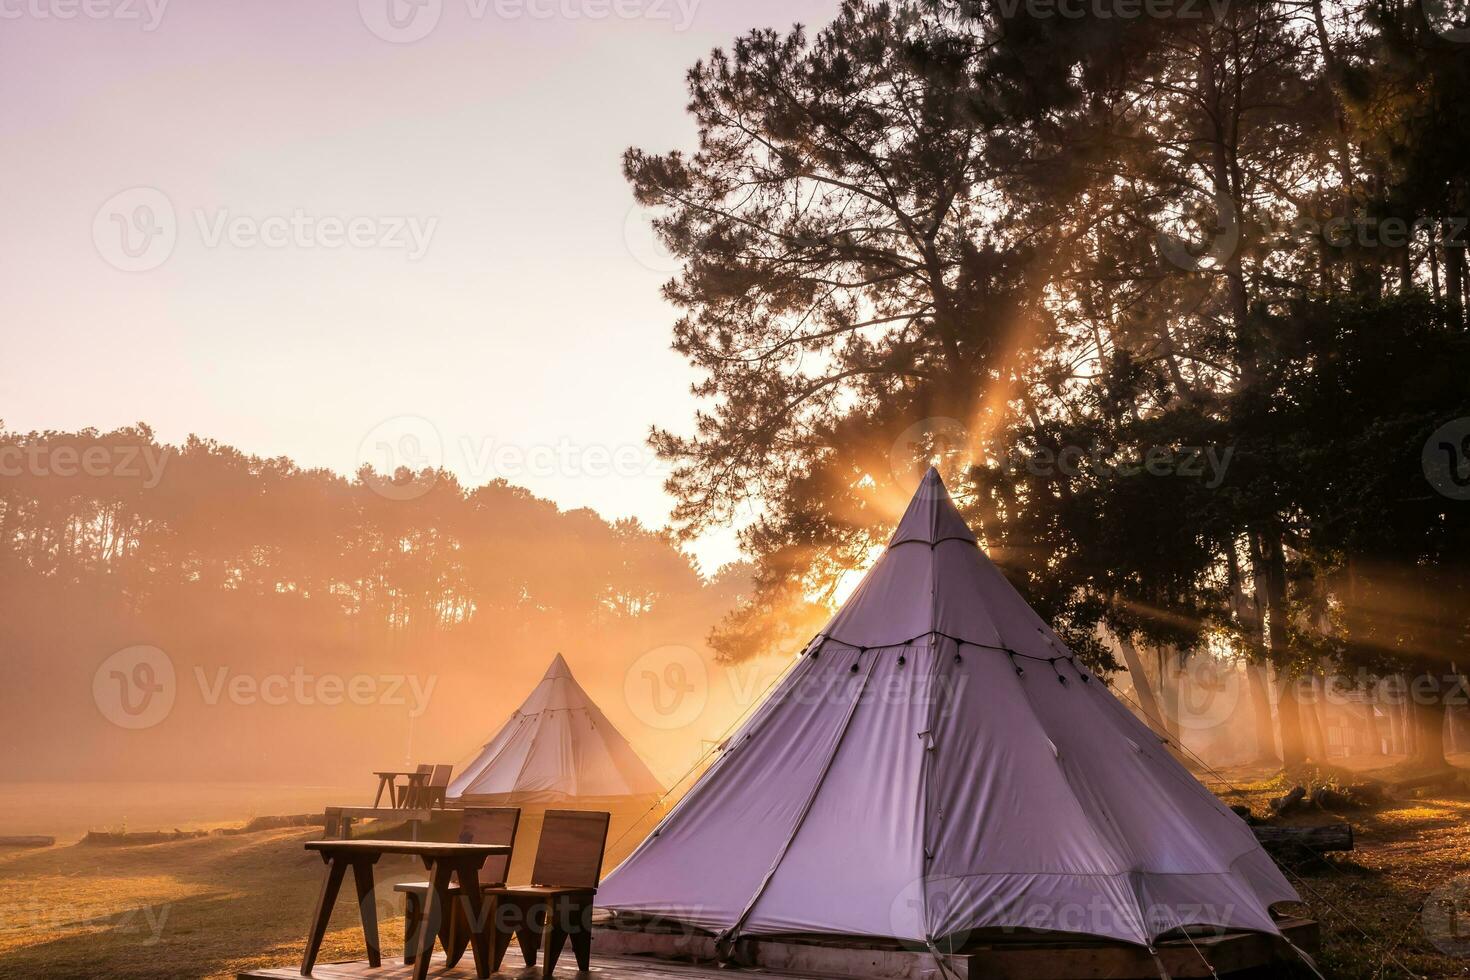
[595,917,1318,979]
[240,950,828,979]
[242,917,1318,980]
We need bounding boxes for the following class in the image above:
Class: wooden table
[371,771,429,809]
[301,840,510,980]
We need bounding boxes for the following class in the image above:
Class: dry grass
[1,777,1468,979]
[1206,763,1470,979]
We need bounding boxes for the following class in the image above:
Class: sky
[0,0,843,571]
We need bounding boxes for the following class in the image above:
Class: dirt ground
[1,769,1468,979]
[1204,760,1470,979]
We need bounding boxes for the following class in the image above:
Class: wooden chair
[422,764,453,810]
[395,807,520,968]
[485,809,610,977]
[397,764,433,808]
[322,807,350,840]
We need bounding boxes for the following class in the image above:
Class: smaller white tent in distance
[597,468,1299,956]
[449,653,664,805]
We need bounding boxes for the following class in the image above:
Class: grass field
[1,770,1467,979]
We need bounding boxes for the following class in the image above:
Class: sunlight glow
[829,544,886,607]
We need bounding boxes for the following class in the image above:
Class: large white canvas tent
[449,654,663,804]
[597,469,1299,952]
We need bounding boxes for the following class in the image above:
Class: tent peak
[888,466,978,547]
[448,650,662,803]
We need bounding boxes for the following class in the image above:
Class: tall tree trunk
[1302,676,1329,760]
[1410,671,1450,769]
[1157,644,1183,739]
[1388,682,1409,756]
[1225,542,1279,764]
[1430,222,1444,311]
[1445,229,1465,328]
[1277,677,1308,768]
[1114,623,1169,737]
[1246,663,1279,765]
[1251,529,1306,767]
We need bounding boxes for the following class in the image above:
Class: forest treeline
[0,424,747,782]
[635,0,1470,771]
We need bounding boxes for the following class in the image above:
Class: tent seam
[454,712,526,794]
[986,647,1154,944]
[916,634,961,946]
[718,650,883,950]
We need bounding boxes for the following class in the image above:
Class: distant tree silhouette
[0,424,748,783]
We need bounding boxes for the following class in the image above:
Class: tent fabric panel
[823,541,1010,650]
[578,694,667,797]
[920,862,1284,947]
[924,639,1131,882]
[739,642,937,940]
[596,650,874,931]
[887,478,978,547]
[451,715,539,798]
[920,868,1148,945]
[512,708,576,797]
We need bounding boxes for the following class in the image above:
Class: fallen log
[1270,786,1307,815]
[0,836,54,848]
[1252,823,1353,855]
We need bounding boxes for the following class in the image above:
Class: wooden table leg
[373,776,386,808]
[412,859,454,980]
[350,857,381,968]
[456,860,491,979]
[301,855,348,977]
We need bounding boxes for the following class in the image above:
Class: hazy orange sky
[0,0,842,570]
